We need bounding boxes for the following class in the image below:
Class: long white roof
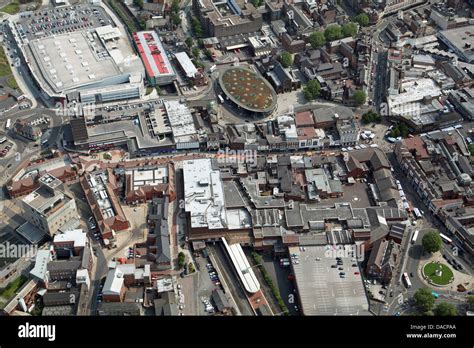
[221,237,260,294]
[174,51,198,78]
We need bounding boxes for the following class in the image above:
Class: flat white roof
[102,267,124,295]
[183,159,227,230]
[102,264,136,296]
[387,78,442,110]
[174,51,198,78]
[30,250,52,281]
[221,238,260,294]
[125,166,168,191]
[164,101,197,141]
[53,229,87,248]
[95,25,121,41]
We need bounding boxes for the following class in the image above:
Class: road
[0,107,64,185]
[374,151,474,315]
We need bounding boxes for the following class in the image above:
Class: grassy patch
[424,262,454,286]
[6,76,18,90]
[0,275,28,301]
[0,46,13,77]
[146,86,154,95]
[1,0,20,15]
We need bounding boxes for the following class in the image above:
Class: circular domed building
[218,66,277,117]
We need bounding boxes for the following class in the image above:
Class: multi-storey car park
[7,4,145,104]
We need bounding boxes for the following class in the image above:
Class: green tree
[139,19,147,30]
[469,144,474,156]
[303,79,321,101]
[192,47,200,58]
[204,49,213,59]
[133,0,143,9]
[171,0,180,13]
[354,13,369,27]
[195,60,204,69]
[399,123,409,138]
[171,13,181,27]
[467,295,474,309]
[324,24,342,42]
[191,17,203,38]
[280,51,293,68]
[342,22,358,38]
[353,90,367,106]
[390,123,410,138]
[309,31,326,49]
[185,37,194,48]
[188,262,195,273]
[434,303,458,316]
[414,288,436,313]
[251,0,262,7]
[361,110,381,124]
[422,230,443,254]
[177,252,186,268]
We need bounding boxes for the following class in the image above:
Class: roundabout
[422,261,454,286]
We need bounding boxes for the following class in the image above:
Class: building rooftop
[221,237,260,294]
[25,24,143,96]
[29,249,52,281]
[388,78,442,110]
[290,245,370,315]
[125,166,168,191]
[183,159,227,230]
[133,31,175,79]
[438,25,474,63]
[22,174,71,216]
[219,66,277,113]
[174,51,198,78]
[53,229,87,248]
[163,101,198,143]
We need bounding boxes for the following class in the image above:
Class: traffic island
[422,261,454,286]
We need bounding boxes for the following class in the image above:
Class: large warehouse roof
[29,31,120,93]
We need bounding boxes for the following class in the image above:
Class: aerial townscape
[0,0,473,321]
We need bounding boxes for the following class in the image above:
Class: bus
[217,94,224,104]
[439,233,453,245]
[5,118,11,130]
[413,207,422,220]
[403,272,412,288]
[411,230,419,244]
